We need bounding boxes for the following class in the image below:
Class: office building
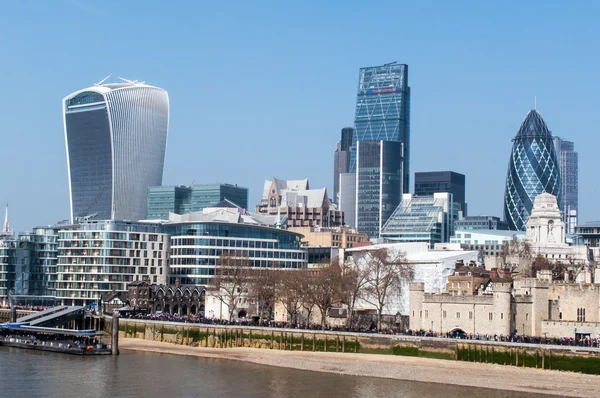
[63,79,169,222]
[256,178,343,228]
[450,230,524,257]
[19,227,59,297]
[288,226,368,249]
[503,110,561,231]
[164,206,307,287]
[454,216,509,231]
[553,137,578,233]
[147,183,248,220]
[379,193,454,246]
[351,62,410,192]
[355,141,403,237]
[351,63,410,237]
[415,171,466,216]
[338,173,357,228]
[333,127,353,204]
[55,220,169,306]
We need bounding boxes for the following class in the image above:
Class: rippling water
[0,347,556,397]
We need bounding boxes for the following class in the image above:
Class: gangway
[10,306,86,328]
[14,306,69,324]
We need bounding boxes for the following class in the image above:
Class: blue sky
[1,0,598,233]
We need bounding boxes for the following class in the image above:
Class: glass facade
[356,140,402,237]
[333,127,353,204]
[351,63,410,193]
[504,110,562,231]
[147,184,249,220]
[380,193,453,246]
[415,171,466,216]
[164,223,306,286]
[64,83,169,222]
[553,137,578,232]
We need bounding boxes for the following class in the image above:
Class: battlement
[409,282,425,292]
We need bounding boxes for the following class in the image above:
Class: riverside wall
[110,317,600,374]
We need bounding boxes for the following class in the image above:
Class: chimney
[490,268,499,279]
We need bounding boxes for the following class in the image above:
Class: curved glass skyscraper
[504,109,561,231]
[63,80,169,222]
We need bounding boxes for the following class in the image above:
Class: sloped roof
[281,188,327,208]
[261,178,310,200]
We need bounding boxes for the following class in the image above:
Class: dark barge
[0,324,112,355]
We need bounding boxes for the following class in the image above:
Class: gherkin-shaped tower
[504,109,562,231]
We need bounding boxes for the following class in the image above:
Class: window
[501,313,504,320]
[469,311,473,320]
[577,308,586,322]
[443,310,447,319]
[420,311,422,318]
[488,313,493,321]
[425,310,429,318]
[525,313,529,321]
[456,312,460,319]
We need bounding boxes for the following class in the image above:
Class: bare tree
[310,262,344,328]
[209,253,252,321]
[360,248,413,331]
[248,268,279,322]
[340,257,369,327]
[276,269,306,326]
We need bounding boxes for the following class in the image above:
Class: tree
[340,257,370,327]
[360,248,413,331]
[276,269,306,326]
[248,268,279,322]
[310,262,344,328]
[209,253,252,321]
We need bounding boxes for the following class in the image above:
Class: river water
[0,347,557,397]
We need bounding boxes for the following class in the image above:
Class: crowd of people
[121,312,600,348]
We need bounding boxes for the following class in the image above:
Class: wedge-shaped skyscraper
[504,110,561,231]
[63,80,169,222]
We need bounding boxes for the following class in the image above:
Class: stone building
[410,267,600,339]
[287,226,368,249]
[127,280,205,315]
[256,177,343,228]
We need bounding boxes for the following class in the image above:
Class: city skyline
[1,1,599,233]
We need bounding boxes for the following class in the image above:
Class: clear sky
[1,0,599,233]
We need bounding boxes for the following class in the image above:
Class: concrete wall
[542,320,600,338]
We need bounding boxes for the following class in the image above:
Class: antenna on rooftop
[94,74,112,86]
[534,96,537,110]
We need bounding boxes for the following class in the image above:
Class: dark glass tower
[415,171,467,216]
[504,110,562,231]
[356,140,403,237]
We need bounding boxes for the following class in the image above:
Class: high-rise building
[553,137,578,234]
[415,171,467,216]
[338,173,357,228]
[147,183,249,220]
[356,140,403,237]
[350,63,410,237]
[63,79,169,222]
[504,110,561,231]
[351,62,410,192]
[333,127,353,204]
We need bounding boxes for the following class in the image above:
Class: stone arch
[238,309,247,318]
[164,304,171,314]
[173,305,179,315]
[450,328,466,337]
[184,288,191,298]
[175,289,182,298]
[166,289,173,298]
[190,305,197,315]
[157,289,165,299]
[182,304,188,316]
[155,304,162,312]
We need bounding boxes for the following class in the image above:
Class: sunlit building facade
[63,80,169,222]
[503,110,561,231]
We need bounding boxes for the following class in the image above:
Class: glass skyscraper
[333,127,353,204]
[504,110,561,231]
[63,80,169,222]
[351,63,410,237]
[553,137,578,233]
[351,62,410,192]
